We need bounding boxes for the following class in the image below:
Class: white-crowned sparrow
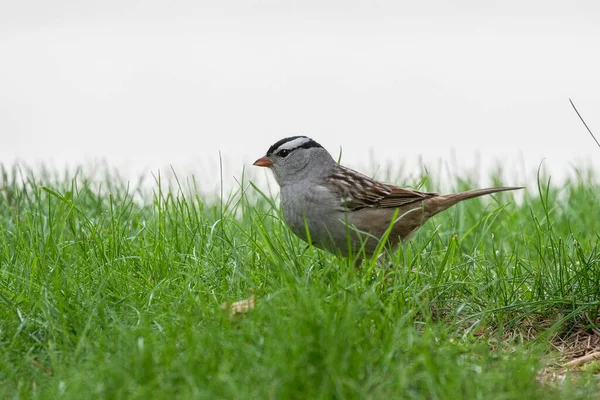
[253,136,522,258]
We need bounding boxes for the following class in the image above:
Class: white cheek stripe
[277,137,311,151]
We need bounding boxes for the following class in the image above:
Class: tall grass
[0,164,599,399]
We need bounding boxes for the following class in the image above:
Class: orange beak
[253,156,273,167]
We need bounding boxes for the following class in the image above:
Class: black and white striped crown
[266,136,323,156]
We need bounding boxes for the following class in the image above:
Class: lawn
[1,164,599,399]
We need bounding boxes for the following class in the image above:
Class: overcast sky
[1,0,599,191]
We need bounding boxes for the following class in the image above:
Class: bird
[253,136,523,259]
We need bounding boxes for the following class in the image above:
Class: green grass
[1,164,599,399]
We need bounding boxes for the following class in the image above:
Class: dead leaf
[221,289,255,321]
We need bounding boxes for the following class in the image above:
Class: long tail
[427,186,524,216]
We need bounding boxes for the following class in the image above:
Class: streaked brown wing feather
[377,185,438,208]
[327,165,438,211]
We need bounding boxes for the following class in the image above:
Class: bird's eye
[278,149,291,158]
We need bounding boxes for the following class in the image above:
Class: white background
[1,1,599,193]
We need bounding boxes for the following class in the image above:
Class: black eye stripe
[298,140,322,150]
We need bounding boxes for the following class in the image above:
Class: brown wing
[378,184,439,208]
[327,165,438,211]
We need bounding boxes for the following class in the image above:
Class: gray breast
[280,184,362,256]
